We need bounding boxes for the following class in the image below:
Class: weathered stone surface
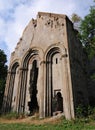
[2,12,89,120]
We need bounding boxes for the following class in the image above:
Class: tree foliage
[71,13,82,31]
[71,13,81,23]
[80,5,95,59]
[0,49,7,110]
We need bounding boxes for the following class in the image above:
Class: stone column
[37,61,45,118]
[61,54,75,120]
[48,61,52,116]
[24,65,31,114]
[18,68,28,113]
[8,72,15,111]
[14,68,20,112]
[45,61,51,117]
[16,68,23,113]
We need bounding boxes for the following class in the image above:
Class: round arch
[44,43,67,60]
[21,47,44,69]
[6,61,19,112]
[45,44,67,117]
[18,47,44,114]
[9,59,20,72]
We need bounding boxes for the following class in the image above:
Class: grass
[0,117,95,130]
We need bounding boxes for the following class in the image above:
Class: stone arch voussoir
[9,59,20,72]
[44,43,67,61]
[21,47,44,69]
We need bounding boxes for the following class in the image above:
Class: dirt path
[0,114,63,125]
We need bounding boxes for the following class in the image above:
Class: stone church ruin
[2,12,89,120]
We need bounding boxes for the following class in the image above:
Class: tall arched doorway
[52,53,63,115]
[11,66,19,111]
[19,48,44,116]
[7,62,19,112]
[28,60,39,114]
[46,47,64,116]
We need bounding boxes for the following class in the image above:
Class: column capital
[8,71,11,74]
[8,71,16,74]
[60,54,68,60]
[40,61,53,65]
[19,67,28,71]
[40,61,46,65]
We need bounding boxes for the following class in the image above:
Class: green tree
[71,13,82,31]
[0,49,7,110]
[80,5,95,59]
[71,13,81,23]
[79,1,95,84]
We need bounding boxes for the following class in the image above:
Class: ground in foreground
[0,115,95,130]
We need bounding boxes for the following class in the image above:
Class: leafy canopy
[71,13,81,23]
[80,5,95,59]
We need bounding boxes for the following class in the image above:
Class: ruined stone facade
[2,12,89,120]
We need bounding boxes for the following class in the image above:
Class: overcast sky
[0,0,94,65]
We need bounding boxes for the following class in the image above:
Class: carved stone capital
[20,67,28,71]
[40,61,46,65]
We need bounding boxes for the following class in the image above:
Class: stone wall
[66,17,89,108]
[2,12,90,119]
[88,57,95,106]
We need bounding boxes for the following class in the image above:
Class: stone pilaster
[61,54,75,119]
[18,68,28,113]
[38,60,45,118]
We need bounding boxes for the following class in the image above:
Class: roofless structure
[2,12,89,120]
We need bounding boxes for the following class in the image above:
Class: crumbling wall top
[37,12,67,19]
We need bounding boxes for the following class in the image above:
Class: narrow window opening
[56,58,58,64]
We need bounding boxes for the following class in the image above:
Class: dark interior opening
[28,60,39,115]
[52,91,63,116]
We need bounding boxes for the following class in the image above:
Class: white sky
[0,0,94,64]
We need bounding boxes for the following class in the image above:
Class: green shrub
[76,105,95,119]
[1,112,25,120]
[75,105,85,118]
